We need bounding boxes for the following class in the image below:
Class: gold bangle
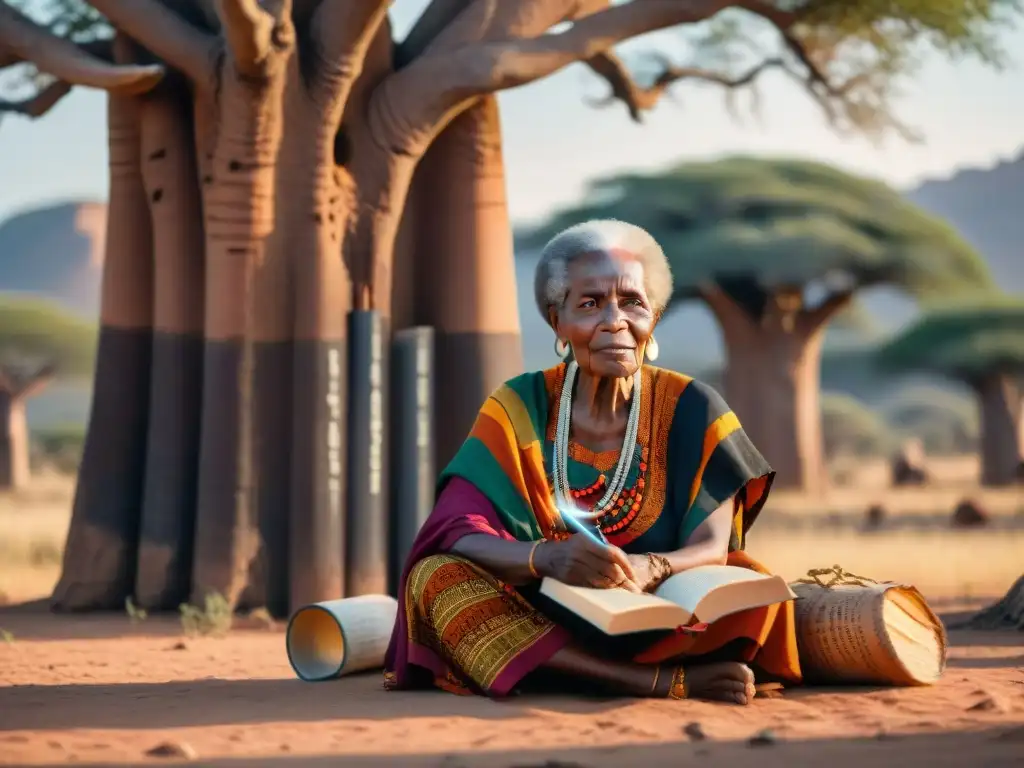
[668,666,687,700]
[528,540,544,579]
[649,666,661,695]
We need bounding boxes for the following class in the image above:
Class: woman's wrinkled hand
[625,554,659,593]
[624,554,674,592]
[536,535,641,592]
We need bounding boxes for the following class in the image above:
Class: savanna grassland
[6,456,1022,606]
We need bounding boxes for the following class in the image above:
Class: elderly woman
[384,219,801,703]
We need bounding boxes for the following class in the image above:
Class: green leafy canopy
[517,156,994,314]
[875,295,1024,380]
[634,0,1020,139]
[0,295,97,378]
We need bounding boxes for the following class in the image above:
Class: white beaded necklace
[552,360,642,523]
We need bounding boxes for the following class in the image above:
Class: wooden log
[345,310,389,596]
[389,327,435,595]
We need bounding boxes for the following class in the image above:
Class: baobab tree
[0,297,96,490]
[876,297,1024,487]
[1,0,1017,616]
[517,157,994,492]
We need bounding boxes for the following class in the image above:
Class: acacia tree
[517,157,994,492]
[0,297,96,489]
[876,298,1024,486]
[1,0,1017,615]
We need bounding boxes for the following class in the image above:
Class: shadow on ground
[0,672,631,730]
[19,726,1024,768]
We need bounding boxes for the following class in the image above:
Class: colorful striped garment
[383,363,801,697]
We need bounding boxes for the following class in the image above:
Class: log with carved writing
[346,311,390,596]
[389,327,436,596]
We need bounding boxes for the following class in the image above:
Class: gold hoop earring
[554,339,570,360]
[645,336,659,362]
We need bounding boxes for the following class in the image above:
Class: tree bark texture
[133,80,206,610]
[52,78,155,611]
[413,96,524,470]
[973,372,1023,487]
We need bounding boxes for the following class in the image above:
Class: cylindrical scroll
[345,310,389,596]
[286,594,398,681]
[791,581,947,686]
[389,327,436,595]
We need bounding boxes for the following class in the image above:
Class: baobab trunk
[723,327,827,493]
[974,372,1022,486]
[415,97,523,468]
[272,59,355,612]
[709,291,828,494]
[0,385,31,490]
[133,82,205,610]
[0,366,54,488]
[190,67,287,609]
[52,82,154,611]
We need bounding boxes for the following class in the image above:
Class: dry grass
[1,459,1021,608]
[0,471,73,604]
[746,529,1024,603]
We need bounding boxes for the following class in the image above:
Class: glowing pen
[557,502,609,546]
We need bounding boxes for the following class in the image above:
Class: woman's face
[551,249,657,379]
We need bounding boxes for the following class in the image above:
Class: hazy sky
[1,1,1022,226]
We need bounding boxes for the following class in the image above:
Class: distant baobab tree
[0,0,1018,617]
[877,297,1024,487]
[0,297,96,490]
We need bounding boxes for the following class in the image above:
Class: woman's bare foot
[654,661,756,705]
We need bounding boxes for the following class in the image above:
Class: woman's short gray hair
[533,219,673,322]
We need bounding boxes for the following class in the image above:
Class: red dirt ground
[0,605,1022,767]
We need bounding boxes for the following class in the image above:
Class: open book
[539,565,797,636]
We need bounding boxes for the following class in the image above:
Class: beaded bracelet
[668,667,687,700]
[645,552,673,586]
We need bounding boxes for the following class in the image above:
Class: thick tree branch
[799,289,854,334]
[0,363,55,399]
[372,0,748,155]
[415,0,597,63]
[215,0,288,77]
[697,284,757,337]
[86,0,218,84]
[586,49,785,122]
[397,0,473,65]
[0,4,163,95]
[311,0,392,86]
[15,364,56,399]
[0,79,73,119]
[1,37,113,72]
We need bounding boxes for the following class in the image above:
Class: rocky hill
[0,200,106,319]
[905,149,1024,292]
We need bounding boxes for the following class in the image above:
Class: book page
[539,578,687,634]
[654,565,772,614]
[548,583,669,613]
